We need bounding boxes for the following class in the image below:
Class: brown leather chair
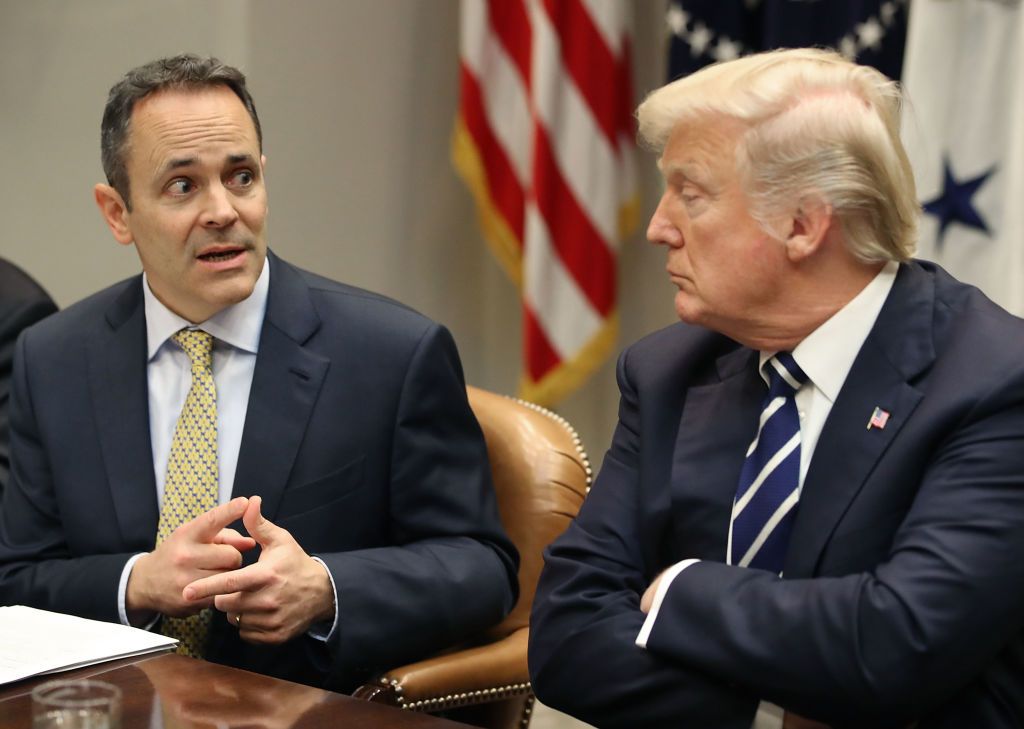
[353,385,591,728]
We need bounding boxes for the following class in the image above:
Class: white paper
[0,605,176,685]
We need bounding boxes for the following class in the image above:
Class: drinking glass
[31,679,122,729]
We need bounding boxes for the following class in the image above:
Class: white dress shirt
[114,260,340,641]
[636,261,898,728]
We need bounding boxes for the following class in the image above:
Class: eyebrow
[161,156,199,175]
[660,160,705,184]
[158,153,257,177]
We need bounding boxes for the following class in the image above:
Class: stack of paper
[0,605,176,685]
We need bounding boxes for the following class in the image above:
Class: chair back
[466,386,591,640]
[353,387,591,728]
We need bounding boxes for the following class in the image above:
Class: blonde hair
[637,48,918,262]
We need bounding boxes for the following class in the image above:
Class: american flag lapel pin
[867,406,891,431]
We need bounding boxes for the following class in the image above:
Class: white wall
[0,0,675,498]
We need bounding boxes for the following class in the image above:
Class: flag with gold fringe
[454,0,638,407]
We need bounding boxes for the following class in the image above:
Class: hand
[641,570,667,614]
[126,497,256,620]
[183,495,336,644]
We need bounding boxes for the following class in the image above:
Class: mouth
[667,270,694,292]
[196,245,247,264]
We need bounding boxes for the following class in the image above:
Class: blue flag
[667,0,908,81]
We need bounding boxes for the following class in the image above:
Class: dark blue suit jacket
[0,258,57,496]
[0,251,517,691]
[530,261,1024,728]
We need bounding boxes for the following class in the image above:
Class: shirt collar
[143,255,270,361]
[759,260,898,402]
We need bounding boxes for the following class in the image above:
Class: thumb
[242,495,280,546]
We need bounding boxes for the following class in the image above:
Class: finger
[213,528,257,552]
[220,605,272,635]
[224,610,243,629]
[193,542,249,571]
[238,617,285,645]
[183,563,269,602]
[242,495,286,547]
[213,587,278,615]
[213,592,246,614]
[186,497,250,543]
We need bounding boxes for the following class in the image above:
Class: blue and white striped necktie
[729,352,808,574]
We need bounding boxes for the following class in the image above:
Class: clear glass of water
[31,679,122,729]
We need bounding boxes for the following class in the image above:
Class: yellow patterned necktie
[158,329,218,659]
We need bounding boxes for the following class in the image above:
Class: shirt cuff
[306,556,339,642]
[751,701,784,729]
[117,553,159,630]
[635,558,700,648]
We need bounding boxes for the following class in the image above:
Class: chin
[674,293,705,326]
[212,278,258,310]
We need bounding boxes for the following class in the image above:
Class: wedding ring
[235,613,242,627]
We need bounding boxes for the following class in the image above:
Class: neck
[739,255,886,352]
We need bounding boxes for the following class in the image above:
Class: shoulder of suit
[18,276,138,346]
[280,257,439,335]
[619,321,743,391]
[625,321,738,364]
[912,259,1024,337]
[0,258,56,311]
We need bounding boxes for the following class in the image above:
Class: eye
[227,169,255,188]
[166,178,194,196]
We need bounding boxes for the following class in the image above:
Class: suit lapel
[670,347,763,561]
[89,279,159,549]
[233,253,329,522]
[784,263,937,577]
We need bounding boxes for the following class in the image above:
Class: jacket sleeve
[313,323,519,689]
[0,328,134,621]
[529,348,759,729]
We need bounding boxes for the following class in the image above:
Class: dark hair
[100,54,262,208]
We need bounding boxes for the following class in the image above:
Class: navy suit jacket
[0,258,56,496]
[0,251,517,691]
[529,261,1024,728]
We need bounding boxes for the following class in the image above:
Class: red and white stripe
[454,0,638,406]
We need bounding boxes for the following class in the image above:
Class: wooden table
[0,652,472,728]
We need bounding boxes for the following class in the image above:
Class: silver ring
[235,613,242,627]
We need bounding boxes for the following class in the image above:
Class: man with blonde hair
[529,49,1024,728]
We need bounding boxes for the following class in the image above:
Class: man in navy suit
[0,258,56,496]
[529,49,1024,728]
[0,54,517,691]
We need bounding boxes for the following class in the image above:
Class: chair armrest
[352,628,531,712]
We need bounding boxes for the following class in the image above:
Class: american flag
[868,407,891,431]
[453,0,638,407]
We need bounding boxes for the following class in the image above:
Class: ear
[261,155,270,217]
[784,195,833,263]
[93,184,134,246]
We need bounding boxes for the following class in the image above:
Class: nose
[646,193,683,248]
[200,183,240,228]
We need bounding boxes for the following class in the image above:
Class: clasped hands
[126,495,335,644]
